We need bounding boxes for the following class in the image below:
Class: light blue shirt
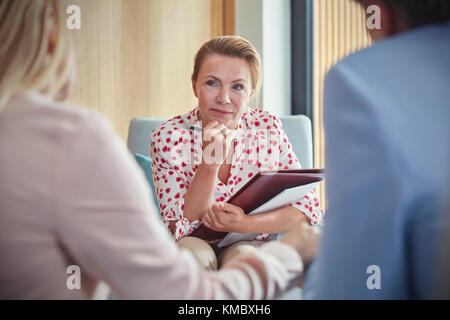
[303,22,450,299]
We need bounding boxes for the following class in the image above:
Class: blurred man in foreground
[304,0,450,299]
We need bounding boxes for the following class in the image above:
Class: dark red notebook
[191,169,325,242]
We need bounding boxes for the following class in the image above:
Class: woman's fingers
[204,123,227,141]
[203,208,214,227]
[208,207,222,229]
[203,211,212,228]
[204,207,221,230]
[203,120,224,132]
[202,121,235,166]
[203,120,227,137]
[224,129,236,149]
[214,203,235,225]
[220,202,237,214]
[204,120,219,130]
[211,204,225,224]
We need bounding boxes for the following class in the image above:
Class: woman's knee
[177,236,218,271]
[217,241,264,268]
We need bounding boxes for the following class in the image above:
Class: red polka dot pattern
[150,108,324,241]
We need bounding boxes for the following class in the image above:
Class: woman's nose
[216,89,231,104]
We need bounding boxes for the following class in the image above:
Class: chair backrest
[127,114,313,168]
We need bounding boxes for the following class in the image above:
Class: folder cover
[191,169,325,243]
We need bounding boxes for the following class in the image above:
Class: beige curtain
[313,0,372,208]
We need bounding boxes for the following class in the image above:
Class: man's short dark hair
[355,0,450,28]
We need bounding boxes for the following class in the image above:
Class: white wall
[235,0,291,116]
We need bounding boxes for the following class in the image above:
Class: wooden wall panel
[313,0,372,208]
[61,0,229,142]
[223,0,236,35]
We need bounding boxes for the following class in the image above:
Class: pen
[188,125,204,132]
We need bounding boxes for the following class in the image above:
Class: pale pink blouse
[151,108,324,241]
[0,91,303,299]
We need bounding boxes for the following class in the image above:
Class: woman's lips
[211,108,232,115]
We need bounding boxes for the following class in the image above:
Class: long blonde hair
[0,0,73,110]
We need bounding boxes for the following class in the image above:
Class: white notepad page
[217,181,320,248]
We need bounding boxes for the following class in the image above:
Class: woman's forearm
[182,163,220,221]
[240,206,309,234]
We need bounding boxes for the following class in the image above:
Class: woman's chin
[198,110,236,128]
[209,112,235,125]
[213,118,235,128]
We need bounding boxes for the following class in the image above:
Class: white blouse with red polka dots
[150,107,324,241]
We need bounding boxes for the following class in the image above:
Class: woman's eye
[233,83,244,90]
[206,80,216,87]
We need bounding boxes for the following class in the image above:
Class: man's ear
[191,77,198,98]
[364,0,395,41]
[45,6,58,56]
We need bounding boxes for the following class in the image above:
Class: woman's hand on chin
[202,202,248,233]
[202,120,236,167]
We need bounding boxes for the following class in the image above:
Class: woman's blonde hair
[0,0,73,110]
[192,35,262,95]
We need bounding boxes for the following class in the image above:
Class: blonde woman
[0,0,319,299]
[151,36,324,270]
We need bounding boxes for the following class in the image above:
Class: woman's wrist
[199,162,220,175]
[182,162,219,222]
[235,214,251,234]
